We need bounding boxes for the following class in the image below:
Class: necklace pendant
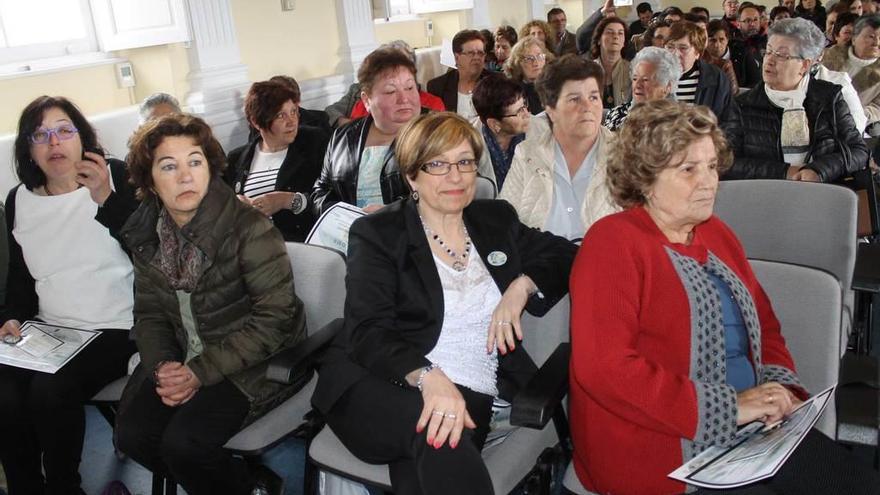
[452,260,466,272]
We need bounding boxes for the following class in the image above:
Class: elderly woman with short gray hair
[822,14,880,129]
[603,47,682,131]
[726,17,867,182]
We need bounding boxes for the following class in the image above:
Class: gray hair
[138,92,181,123]
[854,14,880,37]
[630,47,682,95]
[381,39,416,65]
[767,17,825,60]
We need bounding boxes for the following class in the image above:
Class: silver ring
[445,413,457,419]
[495,320,511,326]
[432,410,445,416]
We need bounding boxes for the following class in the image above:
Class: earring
[411,190,420,202]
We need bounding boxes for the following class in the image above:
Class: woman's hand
[790,169,820,182]
[237,194,254,206]
[251,191,293,216]
[736,382,798,426]
[487,275,536,355]
[75,151,112,205]
[0,319,21,339]
[155,361,202,407]
[413,368,476,449]
[362,204,384,214]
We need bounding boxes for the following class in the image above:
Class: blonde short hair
[504,35,555,82]
[606,100,733,208]
[395,112,484,182]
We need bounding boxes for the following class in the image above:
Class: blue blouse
[707,271,756,392]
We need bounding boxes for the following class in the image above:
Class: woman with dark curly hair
[115,113,306,495]
[490,25,518,72]
[591,16,631,108]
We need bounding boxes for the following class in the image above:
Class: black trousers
[114,374,251,495]
[0,328,134,495]
[690,429,880,495]
[326,374,496,495]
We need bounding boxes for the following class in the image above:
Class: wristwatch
[289,192,307,214]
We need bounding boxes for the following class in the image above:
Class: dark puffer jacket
[310,115,409,215]
[724,78,868,182]
[120,178,306,423]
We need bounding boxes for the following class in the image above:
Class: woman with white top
[226,80,330,241]
[0,95,138,495]
[311,112,576,495]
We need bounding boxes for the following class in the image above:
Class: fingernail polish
[450,440,458,449]
[434,440,442,449]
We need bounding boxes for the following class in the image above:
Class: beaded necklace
[420,217,471,271]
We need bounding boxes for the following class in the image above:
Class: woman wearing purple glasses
[0,95,138,495]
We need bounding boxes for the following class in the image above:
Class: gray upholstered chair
[713,180,858,355]
[307,297,572,494]
[561,260,845,494]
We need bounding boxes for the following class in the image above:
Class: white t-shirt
[243,147,287,198]
[13,186,134,330]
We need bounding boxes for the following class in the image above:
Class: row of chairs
[89,178,879,494]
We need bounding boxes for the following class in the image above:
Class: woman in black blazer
[225,80,330,241]
[312,112,576,494]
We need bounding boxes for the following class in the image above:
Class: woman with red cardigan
[569,100,879,495]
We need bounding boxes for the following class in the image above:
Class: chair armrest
[266,318,343,384]
[510,343,570,429]
[853,243,880,293]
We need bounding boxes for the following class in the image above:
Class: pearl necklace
[421,218,471,271]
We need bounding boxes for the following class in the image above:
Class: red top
[569,206,801,495]
[349,91,445,119]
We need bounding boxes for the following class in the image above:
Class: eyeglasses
[274,107,300,122]
[29,124,78,145]
[460,50,486,58]
[502,105,530,118]
[763,48,803,61]
[522,53,546,64]
[665,43,694,53]
[419,159,479,175]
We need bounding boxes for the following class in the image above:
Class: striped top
[676,64,700,104]
[243,147,287,198]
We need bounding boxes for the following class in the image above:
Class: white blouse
[426,245,502,396]
[12,186,134,330]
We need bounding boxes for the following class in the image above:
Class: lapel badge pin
[487,251,508,266]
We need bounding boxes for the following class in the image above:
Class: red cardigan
[569,207,803,495]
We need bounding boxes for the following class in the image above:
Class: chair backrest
[475,175,497,200]
[286,242,347,334]
[840,168,880,240]
[520,296,570,367]
[749,259,840,438]
[714,180,858,353]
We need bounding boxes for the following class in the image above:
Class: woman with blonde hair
[520,20,556,54]
[504,35,555,114]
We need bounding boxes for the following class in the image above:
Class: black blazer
[311,198,577,414]
[426,68,492,112]
[225,125,330,242]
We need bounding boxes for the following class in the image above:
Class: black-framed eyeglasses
[29,125,79,145]
[419,159,479,175]
[502,105,529,118]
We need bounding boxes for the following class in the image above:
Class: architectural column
[336,0,379,75]
[183,0,251,150]
[528,0,545,20]
[462,0,491,30]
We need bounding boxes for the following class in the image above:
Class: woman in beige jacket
[500,55,620,241]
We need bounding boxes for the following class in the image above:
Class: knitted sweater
[569,206,804,495]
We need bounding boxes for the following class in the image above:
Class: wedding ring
[432,410,445,416]
[495,320,511,326]
[445,413,457,419]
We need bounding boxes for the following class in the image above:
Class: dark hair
[738,3,760,15]
[637,2,653,14]
[756,5,767,13]
[245,81,300,131]
[644,20,672,47]
[536,54,604,108]
[357,48,418,94]
[797,0,823,9]
[547,7,565,21]
[690,6,711,17]
[664,6,685,17]
[833,12,859,38]
[495,25,518,45]
[480,28,495,55]
[14,96,104,189]
[669,20,708,52]
[707,19,731,37]
[268,75,301,101]
[684,12,708,24]
[472,74,525,124]
[590,16,628,59]
[127,113,226,201]
[769,5,792,20]
[452,29,485,54]
[829,2,850,16]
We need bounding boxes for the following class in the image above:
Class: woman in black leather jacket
[725,18,868,182]
[311,48,421,215]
